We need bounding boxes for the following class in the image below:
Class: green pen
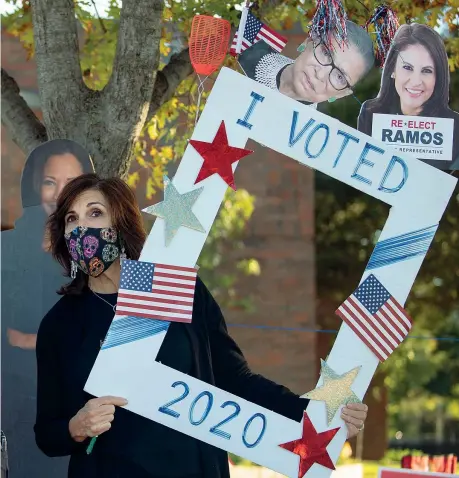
[86,436,98,455]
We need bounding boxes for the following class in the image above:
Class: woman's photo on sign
[1,139,93,478]
[3,139,94,350]
[358,23,459,172]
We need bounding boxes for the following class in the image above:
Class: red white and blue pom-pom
[308,0,348,50]
[365,4,400,67]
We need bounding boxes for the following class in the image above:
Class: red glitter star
[279,412,340,478]
[189,121,253,190]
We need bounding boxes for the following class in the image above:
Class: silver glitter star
[302,359,362,426]
[142,175,206,247]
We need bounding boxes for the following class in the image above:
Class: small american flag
[116,260,197,323]
[335,274,412,362]
[229,12,288,56]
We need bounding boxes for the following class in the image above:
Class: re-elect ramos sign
[372,114,454,163]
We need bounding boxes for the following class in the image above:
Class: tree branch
[90,0,107,33]
[104,0,164,117]
[147,47,194,120]
[1,68,47,154]
[30,0,87,135]
[95,0,165,177]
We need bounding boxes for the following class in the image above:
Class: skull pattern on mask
[89,257,105,277]
[100,227,118,243]
[65,226,121,278]
[83,235,99,258]
[79,260,88,275]
[68,239,79,262]
[102,244,119,262]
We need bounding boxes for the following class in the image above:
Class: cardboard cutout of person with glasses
[238,20,375,108]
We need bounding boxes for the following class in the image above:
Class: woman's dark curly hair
[47,173,146,295]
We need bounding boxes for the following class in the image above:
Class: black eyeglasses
[313,41,352,92]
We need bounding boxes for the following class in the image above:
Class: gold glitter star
[142,175,206,246]
[302,359,362,425]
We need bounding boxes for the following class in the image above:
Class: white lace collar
[254,52,294,91]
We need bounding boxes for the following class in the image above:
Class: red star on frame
[279,412,340,478]
[189,121,253,190]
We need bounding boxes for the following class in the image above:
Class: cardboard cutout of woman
[238,21,375,107]
[358,23,459,172]
[1,139,94,478]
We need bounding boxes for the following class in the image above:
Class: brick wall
[218,30,318,394]
[222,142,317,394]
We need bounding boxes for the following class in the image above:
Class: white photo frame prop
[85,68,457,478]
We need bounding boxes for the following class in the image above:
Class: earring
[71,261,78,279]
[297,44,306,53]
[391,72,395,79]
[328,97,337,103]
[120,245,127,261]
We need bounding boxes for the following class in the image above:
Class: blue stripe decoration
[366,224,438,271]
[102,316,170,350]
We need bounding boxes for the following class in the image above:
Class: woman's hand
[341,403,368,439]
[7,328,37,350]
[69,396,128,442]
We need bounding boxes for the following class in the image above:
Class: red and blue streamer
[308,0,349,50]
[365,4,400,68]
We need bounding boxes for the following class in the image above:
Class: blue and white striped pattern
[102,316,170,350]
[366,224,438,271]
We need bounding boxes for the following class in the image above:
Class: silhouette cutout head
[21,139,94,215]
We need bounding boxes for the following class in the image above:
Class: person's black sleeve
[34,305,88,457]
[357,101,373,136]
[199,278,308,423]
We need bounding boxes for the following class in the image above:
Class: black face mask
[65,226,121,277]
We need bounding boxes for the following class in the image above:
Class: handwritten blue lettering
[334,130,360,168]
[158,381,189,418]
[189,391,213,426]
[158,380,267,449]
[242,413,267,448]
[305,123,330,159]
[237,92,265,130]
[289,111,315,147]
[378,156,409,193]
[351,143,384,186]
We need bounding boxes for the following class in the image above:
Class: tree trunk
[91,0,165,177]
[2,0,194,178]
[1,68,47,154]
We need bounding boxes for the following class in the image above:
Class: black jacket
[358,99,459,172]
[35,278,308,478]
